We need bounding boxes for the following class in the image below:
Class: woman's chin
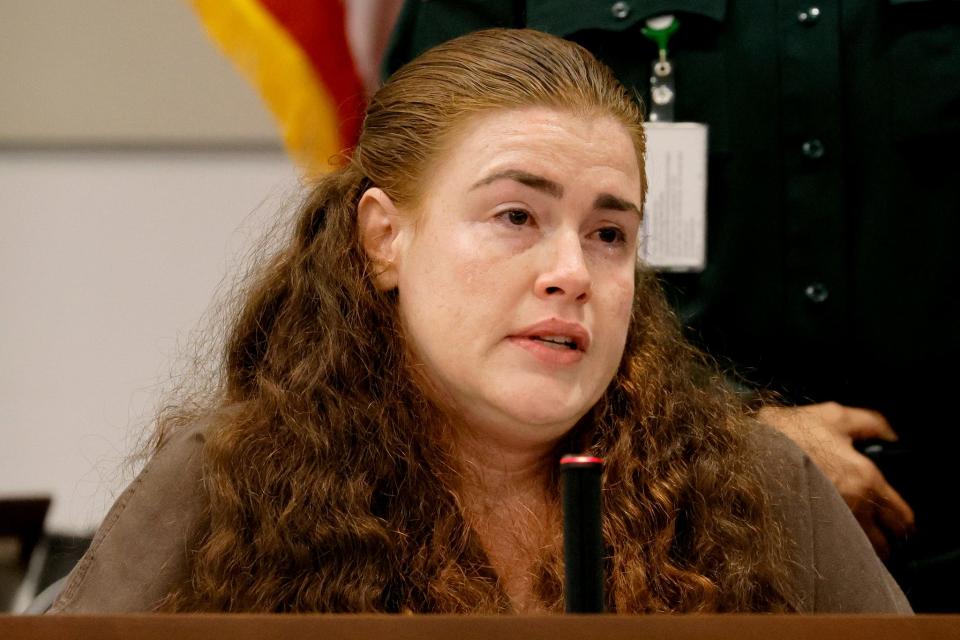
[459,393,593,451]
[502,378,601,427]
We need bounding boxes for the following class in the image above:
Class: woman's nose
[534,231,591,302]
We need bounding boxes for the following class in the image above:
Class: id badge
[640,122,708,272]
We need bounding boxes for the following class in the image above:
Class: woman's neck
[454,431,560,612]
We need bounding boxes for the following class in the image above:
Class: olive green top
[50,419,910,613]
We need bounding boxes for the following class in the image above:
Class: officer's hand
[758,402,915,559]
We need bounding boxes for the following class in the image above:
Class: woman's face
[389,107,642,450]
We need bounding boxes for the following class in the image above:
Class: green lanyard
[641,15,679,122]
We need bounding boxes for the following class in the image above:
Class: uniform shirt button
[611,1,631,19]
[804,282,829,303]
[798,7,821,24]
[862,442,886,455]
[802,138,825,159]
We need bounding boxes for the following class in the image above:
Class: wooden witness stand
[2,614,958,640]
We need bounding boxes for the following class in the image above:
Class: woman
[50,29,909,614]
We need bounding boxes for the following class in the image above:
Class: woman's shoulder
[49,417,214,613]
[744,420,912,613]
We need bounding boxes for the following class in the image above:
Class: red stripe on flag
[260,0,365,151]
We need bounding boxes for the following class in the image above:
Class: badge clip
[641,15,679,123]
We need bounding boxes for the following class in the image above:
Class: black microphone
[560,454,604,613]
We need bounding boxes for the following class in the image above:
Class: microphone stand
[560,455,604,613]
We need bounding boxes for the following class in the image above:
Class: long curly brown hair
[157,28,798,613]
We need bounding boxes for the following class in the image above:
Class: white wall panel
[0,149,297,532]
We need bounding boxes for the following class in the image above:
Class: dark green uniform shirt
[384,0,960,611]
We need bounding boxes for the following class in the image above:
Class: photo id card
[640,122,708,272]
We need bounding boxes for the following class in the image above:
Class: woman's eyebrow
[470,169,563,198]
[594,193,641,218]
[471,170,639,217]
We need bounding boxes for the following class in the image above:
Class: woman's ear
[357,187,405,291]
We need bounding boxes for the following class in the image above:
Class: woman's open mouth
[508,335,585,365]
[508,319,590,365]
[531,335,579,350]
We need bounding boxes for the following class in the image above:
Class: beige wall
[0,2,299,533]
[0,0,279,145]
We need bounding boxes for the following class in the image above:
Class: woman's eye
[597,227,626,244]
[506,209,530,226]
